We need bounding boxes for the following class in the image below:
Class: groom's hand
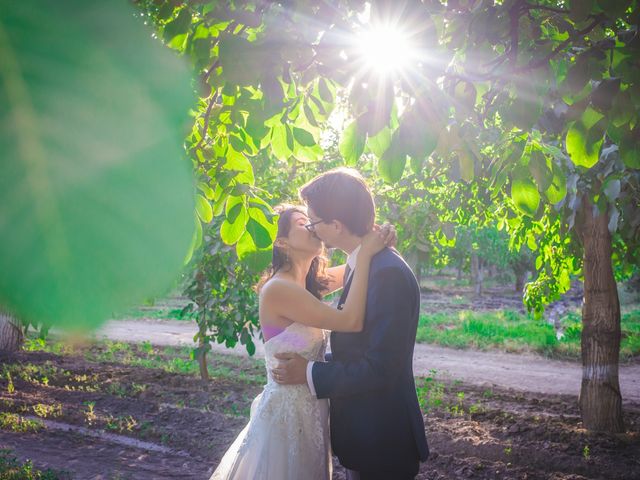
[272,353,308,385]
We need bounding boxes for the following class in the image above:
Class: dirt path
[85,319,640,403]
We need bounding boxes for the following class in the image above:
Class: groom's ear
[331,220,345,234]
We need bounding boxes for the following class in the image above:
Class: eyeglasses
[304,219,324,232]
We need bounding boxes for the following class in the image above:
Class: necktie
[343,264,352,286]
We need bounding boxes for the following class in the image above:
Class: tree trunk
[515,270,527,292]
[577,196,624,432]
[0,308,24,352]
[194,269,210,381]
[195,311,210,381]
[471,254,483,296]
[471,252,478,287]
[197,342,209,381]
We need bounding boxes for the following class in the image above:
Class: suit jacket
[312,247,429,474]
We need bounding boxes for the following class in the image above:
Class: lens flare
[355,24,416,76]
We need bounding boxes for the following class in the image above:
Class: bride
[210,205,394,480]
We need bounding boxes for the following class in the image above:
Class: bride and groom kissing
[211,168,429,480]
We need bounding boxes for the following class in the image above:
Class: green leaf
[225,147,255,185]
[245,338,256,356]
[225,196,244,223]
[453,80,476,109]
[198,182,215,200]
[544,164,567,204]
[218,34,260,86]
[0,1,195,329]
[506,97,543,130]
[511,175,540,216]
[303,103,318,127]
[378,134,406,183]
[235,230,272,273]
[212,188,228,217]
[229,133,247,153]
[597,0,631,17]
[410,156,424,175]
[196,194,213,223]
[270,124,292,161]
[318,78,333,103]
[339,120,366,166]
[184,214,203,264]
[367,126,392,158]
[528,150,553,192]
[294,143,323,163]
[398,107,439,160]
[292,127,316,147]
[566,107,605,168]
[221,196,248,244]
[564,56,591,94]
[157,2,175,20]
[163,8,192,41]
[246,217,272,249]
[620,137,640,169]
[591,77,621,112]
[569,0,594,23]
[285,124,294,151]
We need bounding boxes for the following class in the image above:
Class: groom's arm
[311,266,416,399]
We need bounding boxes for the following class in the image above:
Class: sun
[355,24,416,77]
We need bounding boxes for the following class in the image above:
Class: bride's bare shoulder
[260,276,303,299]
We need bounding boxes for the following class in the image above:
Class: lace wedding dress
[210,322,331,480]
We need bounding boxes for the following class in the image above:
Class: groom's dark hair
[299,167,375,236]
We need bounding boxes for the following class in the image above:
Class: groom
[273,168,429,479]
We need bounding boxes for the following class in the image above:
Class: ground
[93,317,640,402]
[1,339,639,480]
[2,281,639,479]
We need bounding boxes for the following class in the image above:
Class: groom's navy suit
[312,247,429,478]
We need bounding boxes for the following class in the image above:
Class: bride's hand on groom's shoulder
[360,223,396,258]
[379,222,398,248]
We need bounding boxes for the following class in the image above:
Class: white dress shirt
[306,245,361,396]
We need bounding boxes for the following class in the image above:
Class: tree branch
[455,12,605,84]
[524,2,570,14]
[203,59,220,83]
[194,91,220,151]
[508,1,522,68]
[511,13,605,75]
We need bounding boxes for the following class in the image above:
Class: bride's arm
[261,252,372,332]
[261,227,392,332]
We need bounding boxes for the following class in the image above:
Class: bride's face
[284,211,323,256]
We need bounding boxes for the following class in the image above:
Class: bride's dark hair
[257,204,329,299]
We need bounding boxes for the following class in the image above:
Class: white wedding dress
[210,322,332,480]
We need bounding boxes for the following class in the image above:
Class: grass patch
[112,305,196,322]
[0,449,68,480]
[24,336,267,386]
[0,413,44,433]
[416,309,640,360]
[416,370,484,417]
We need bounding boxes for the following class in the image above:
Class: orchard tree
[182,146,345,379]
[139,0,640,433]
